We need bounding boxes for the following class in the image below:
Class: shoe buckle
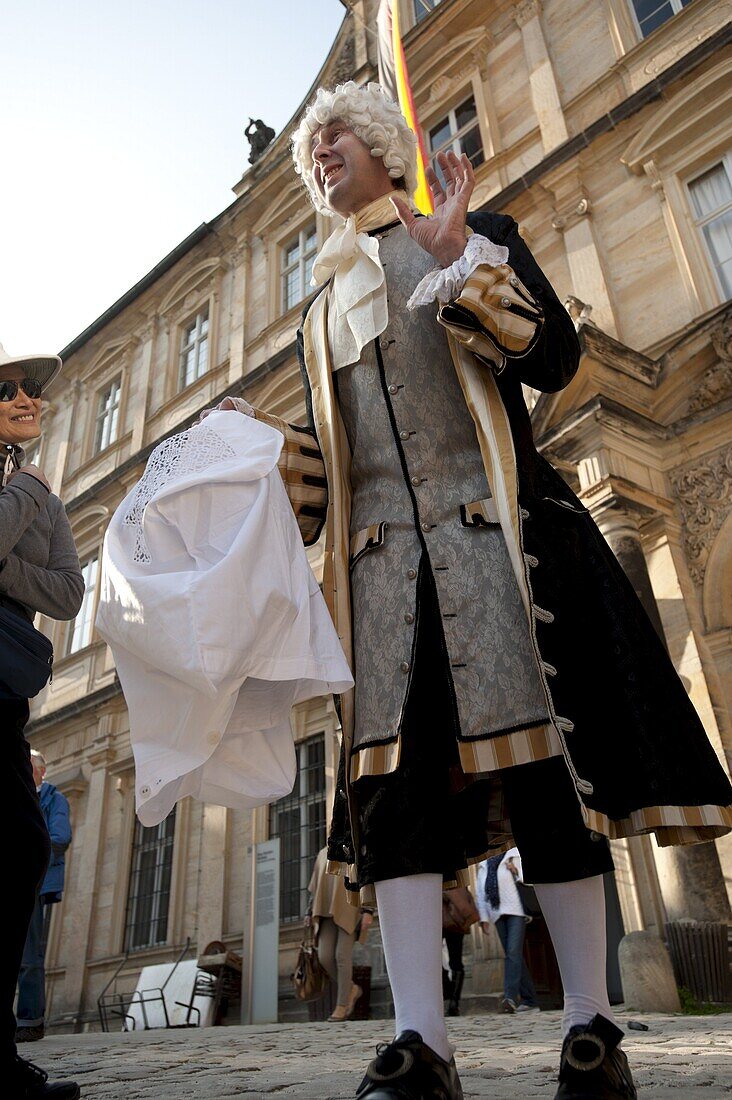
[566,1032,606,1072]
[367,1048,415,1082]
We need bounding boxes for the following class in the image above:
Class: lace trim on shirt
[124,426,234,564]
[406,233,510,310]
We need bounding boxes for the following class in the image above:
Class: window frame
[177,305,210,392]
[280,222,319,316]
[93,375,122,455]
[627,0,692,41]
[685,151,732,303]
[64,553,100,657]
[426,91,486,179]
[412,0,443,25]
[123,809,177,952]
[268,732,327,924]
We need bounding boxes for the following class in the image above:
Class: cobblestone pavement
[33,1011,731,1099]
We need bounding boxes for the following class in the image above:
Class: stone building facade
[26,0,732,1029]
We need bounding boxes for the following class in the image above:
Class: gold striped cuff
[439,262,544,359]
[350,738,402,782]
[583,802,732,846]
[459,722,563,773]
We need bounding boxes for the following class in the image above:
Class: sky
[0,0,346,354]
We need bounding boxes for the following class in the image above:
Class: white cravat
[311,192,404,372]
[310,191,509,370]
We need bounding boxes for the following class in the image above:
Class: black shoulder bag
[0,604,54,700]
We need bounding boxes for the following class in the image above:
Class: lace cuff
[407,234,510,311]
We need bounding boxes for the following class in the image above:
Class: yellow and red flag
[376,0,434,214]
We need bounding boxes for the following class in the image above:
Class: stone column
[513,0,568,153]
[130,321,155,453]
[197,803,228,955]
[59,738,114,1026]
[227,241,249,387]
[595,505,731,924]
[550,172,619,337]
[598,510,667,643]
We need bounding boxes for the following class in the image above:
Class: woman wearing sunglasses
[0,343,83,1098]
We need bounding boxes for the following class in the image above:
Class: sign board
[242,838,280,1024]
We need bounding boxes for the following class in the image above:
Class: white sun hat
[0,343,62,389]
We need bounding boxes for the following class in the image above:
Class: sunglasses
[0,378,43,402]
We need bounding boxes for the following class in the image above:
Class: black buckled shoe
[554,1015,637,1099]
[356,1031,463,1099]
[10,1056,81,1098]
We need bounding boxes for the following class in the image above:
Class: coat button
[388,384,399,395]
[400,430,410,440]
[404,613,414,624]
[407,568,417,580]
[501,296,511,307]
[400,661,410,673]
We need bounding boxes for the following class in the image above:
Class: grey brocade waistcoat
[335,224,548,755]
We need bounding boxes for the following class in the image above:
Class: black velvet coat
[297,210,732,862]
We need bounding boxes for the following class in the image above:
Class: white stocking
[375,873,452,1063]
[534,875,617,1036]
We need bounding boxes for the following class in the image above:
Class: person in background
[0,342,84,1098]
[306,847,374,1021]
[16,750,72,1044]
[441,885,479,1017]
[477,848,540,1015]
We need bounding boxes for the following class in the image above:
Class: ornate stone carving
[564,295,596,330]
[670,445,732,585]
[552,197,591,231]
[643,158,666,202]
[711,313,732,363]
[244,118,275,165]
[332,33,355,86]
[513,0,542,28]
[643,9,724,77]
[689,361,732,413]
[688,316,732,413]
[430,74,453,102]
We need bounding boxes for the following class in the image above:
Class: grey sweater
[0,470,84,623]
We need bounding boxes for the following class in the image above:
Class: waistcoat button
[400,661,410,673]
[411,476,422,486]
[421,522,431,532]
[400,430,410,441]
[388,384,399,395]
[406,568,417,580]
[404,613,414,624]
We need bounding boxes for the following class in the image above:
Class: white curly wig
[292,81,418,216]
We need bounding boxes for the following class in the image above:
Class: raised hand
[391,150,475,269]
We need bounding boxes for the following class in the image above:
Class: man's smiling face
[311,118,395,217]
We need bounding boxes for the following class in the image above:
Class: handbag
[442,886,480,935]
[0,604,53,700]
[517,881,542,919]
[291,926,330,1002]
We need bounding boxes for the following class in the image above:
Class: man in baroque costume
[223,82,732,1099]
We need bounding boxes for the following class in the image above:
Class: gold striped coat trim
[438,263,544,361]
